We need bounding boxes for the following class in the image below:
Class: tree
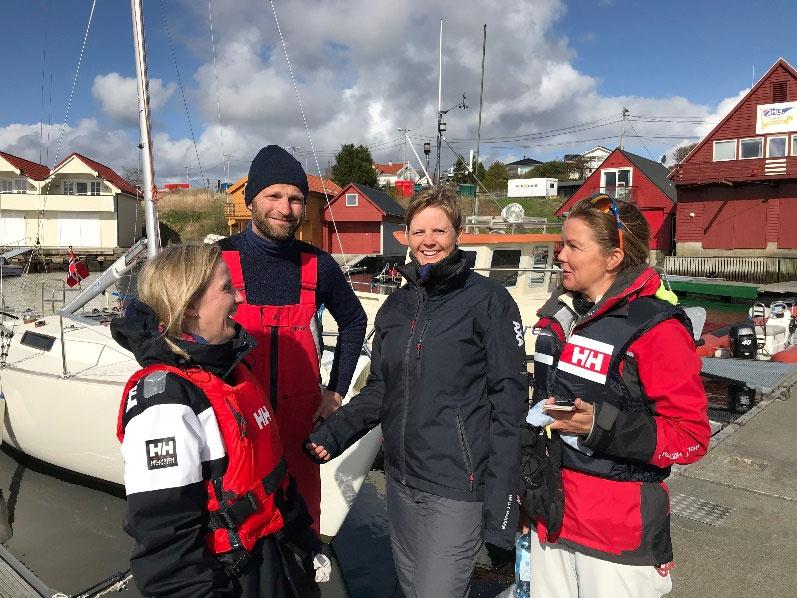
[122,167,144,190]
[451,157,485,185]
[566,155,591,180]
[673,143,698,163]
[526,160,570,180]
[483,161,508,192]
[330,144,378,188]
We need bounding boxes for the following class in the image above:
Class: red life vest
[117,362,288,554]
[221,250,323,534]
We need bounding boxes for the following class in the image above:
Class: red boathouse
[670,58,797,256]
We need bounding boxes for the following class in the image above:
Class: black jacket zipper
[401,289,425,484]
[455,412,475,491]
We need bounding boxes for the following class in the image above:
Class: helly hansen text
[146,437,178,470]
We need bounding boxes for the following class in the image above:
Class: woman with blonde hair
[111,243,326,598]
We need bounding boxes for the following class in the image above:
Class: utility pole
[184,165,190,186]
[475,24,486,216]
[223,153,230,185]
[423,142,431,184]
[397,128,411,169]
[436,18,443,184]
[287,145,301,156]
[620,107,630,150]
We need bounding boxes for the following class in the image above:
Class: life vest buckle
[210,491,260,530]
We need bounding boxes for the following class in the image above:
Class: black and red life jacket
[118,362,288,554]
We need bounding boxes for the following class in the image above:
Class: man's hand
[305,441,332,462]
[546,397,594,436]
[313,388,343,423]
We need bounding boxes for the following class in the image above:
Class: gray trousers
[385,473,484,598]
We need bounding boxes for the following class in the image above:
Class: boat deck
[701,357,797,392]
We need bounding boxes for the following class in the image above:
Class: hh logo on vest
[557,335,613,384]
[146,437,178,470]
[253,406,272,430]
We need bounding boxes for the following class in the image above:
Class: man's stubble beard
[251,211,304,243]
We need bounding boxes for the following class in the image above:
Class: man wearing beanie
[219,145,367,533]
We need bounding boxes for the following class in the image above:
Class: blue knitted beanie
[244,145,309,205]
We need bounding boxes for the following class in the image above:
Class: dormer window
[0,178,28,193]
[63,180,102,195]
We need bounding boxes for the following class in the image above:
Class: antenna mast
[435,18,443,184]
[131,0,160,257]
[474,24,486,216]
[620,107,629,150]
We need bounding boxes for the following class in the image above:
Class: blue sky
[0,0,795,184]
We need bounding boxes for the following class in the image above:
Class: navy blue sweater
[218,225,367,396]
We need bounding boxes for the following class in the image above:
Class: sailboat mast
[131,0,160,257]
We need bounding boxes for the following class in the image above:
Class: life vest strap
[208,456,288,531]
[299,251,317,305]
[222,250,248,303]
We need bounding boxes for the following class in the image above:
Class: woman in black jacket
[306,187,528,598]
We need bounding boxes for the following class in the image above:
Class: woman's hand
[546,397,594,436]
[305,441,331,462]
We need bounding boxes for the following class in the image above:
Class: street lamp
[423,142,431,184]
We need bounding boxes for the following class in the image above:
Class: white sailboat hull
[0,314,380,538]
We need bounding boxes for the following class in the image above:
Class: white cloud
[92,73,176,124]
[0,0,762,184]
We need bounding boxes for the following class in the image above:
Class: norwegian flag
[66,249,89,288]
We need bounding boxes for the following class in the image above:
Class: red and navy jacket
[532,266,710,565]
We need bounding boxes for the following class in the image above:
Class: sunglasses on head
[589,193,624,251]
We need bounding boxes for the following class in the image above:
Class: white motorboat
[0,0,381,540]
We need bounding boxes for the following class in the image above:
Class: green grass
[158,190,228,241]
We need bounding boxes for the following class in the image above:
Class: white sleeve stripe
[122,403,206,495]
[197,406,226,463]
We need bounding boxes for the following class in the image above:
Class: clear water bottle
[514,531,531,598]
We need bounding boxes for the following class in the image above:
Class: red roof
[0,151,50,181]
[53,152,139,195]
[308,174,340,196]
[373,162,404,176]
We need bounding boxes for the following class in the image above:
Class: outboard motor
[729,323,756,359]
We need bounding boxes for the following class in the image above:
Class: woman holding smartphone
[526,194,710,598]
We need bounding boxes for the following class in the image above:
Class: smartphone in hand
[543,397,577,412]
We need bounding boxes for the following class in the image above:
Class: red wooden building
[670,58,797,256]
[323,183,405,255]
[555,148,677,256]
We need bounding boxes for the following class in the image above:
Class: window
[345,193,358,206]
[792,135,797,157]
[63,180,101,195]
[527,246,550,288]
[600,168,632,197]
[713,140,736,161]
[0,178,27,193]
[767,136,788,158]
[489,249,521,287]
[740,138,763,159]
[772,81,788,103]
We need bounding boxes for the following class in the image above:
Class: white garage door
[59,216,101,247]
[0,212,27,246]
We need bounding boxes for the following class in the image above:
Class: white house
[564,146,612,179]
[508,178,558,198]
[0,151,142,250]
[373,162,420,186]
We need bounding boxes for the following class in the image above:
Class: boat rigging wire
[159,0,205,183]
[268,0,351,282]
[51,0,97,170]
[207,0,226,178]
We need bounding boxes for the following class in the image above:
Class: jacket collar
[397,248,471,297]
[538,265,661,329]
[110,301,256,380]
